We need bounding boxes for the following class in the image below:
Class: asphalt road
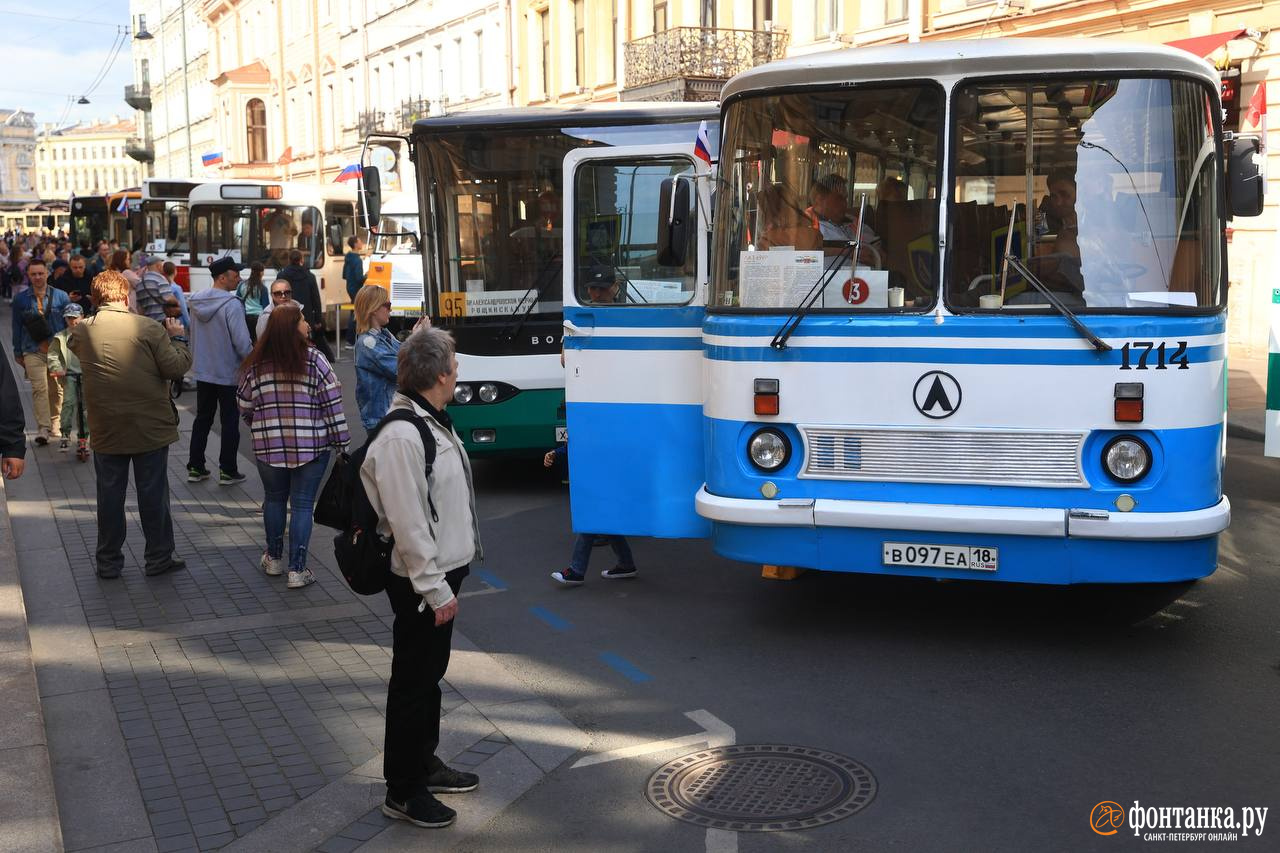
[200,349,1280,851]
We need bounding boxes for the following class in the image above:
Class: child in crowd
[46,303,89,461]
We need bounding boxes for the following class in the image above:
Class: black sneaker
[551,570,585,586]
[601,565,638,580]
[219,470,247,486]
[381,793,456,828]
[425,764,479,794]
[187,466,210,482]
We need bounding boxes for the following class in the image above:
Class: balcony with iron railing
[124,135,154,163]
[124,83,152,111]
[357,110,389,138]
[399,98,432,129]
[622,26,790,101]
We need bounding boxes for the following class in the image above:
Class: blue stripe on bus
[566,306,705,328]
[703,343,1224,366]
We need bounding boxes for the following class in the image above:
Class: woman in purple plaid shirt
[237,305,351,589]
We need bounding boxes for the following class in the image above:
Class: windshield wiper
[771,194,867,350]
[1003,253,1112,352]
[497,257,562,343]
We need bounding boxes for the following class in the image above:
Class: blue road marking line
[473,569,507,590]
[530,606,572,632]
[599,652,653,683]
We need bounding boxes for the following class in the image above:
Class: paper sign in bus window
[739,250,824,308]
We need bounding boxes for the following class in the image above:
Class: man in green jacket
[70,270,193,579]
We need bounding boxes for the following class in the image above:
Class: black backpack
[317,408,437,595]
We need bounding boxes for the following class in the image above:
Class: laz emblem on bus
[1119,341,1190,371]
[913,371,962,419]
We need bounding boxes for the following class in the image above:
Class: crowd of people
[1,232,484,828]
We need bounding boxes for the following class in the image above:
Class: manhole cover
[645,744,876,832]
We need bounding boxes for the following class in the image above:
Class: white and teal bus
[564,39,1263,584]
[381,103,720,456]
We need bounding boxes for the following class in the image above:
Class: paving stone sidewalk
[1,312,585,852]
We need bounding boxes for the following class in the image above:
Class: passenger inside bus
[296,216,321,267]
[756,185,820,250]
[807,174,882,267]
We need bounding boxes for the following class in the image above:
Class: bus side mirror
[1227,136,1264,218]
[657,176,692,267]
[359,166,382,230]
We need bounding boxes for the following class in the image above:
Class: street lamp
[134,15,153,40]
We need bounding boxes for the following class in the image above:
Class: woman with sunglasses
[352,284,427,431]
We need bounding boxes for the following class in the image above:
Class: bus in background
[385,103,719,457]
[105,188,142,249]
[565,39,1263,583]
[186,180,358,298]
[68,194,110,250]
[141,179,202,290]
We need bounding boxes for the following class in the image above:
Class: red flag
[1246,80,1267,129]
[277,146,294,165]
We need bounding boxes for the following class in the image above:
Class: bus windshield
[949,76,1222,311]
[142,201,190,253]
[712,84,943,312]
[190,203,323,269]
[373,213,419,254]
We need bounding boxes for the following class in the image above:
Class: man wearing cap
[135,255,173,323]
[186,257,253,485]
[47,302,89,458]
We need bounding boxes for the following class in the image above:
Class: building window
[815,0,838,37]
[885,0,907,23]
[607,0,617,82]
[700,0,715,28]
[475,30,484,94]
[246,98,268,162]
[574,0,585,89]
[653,2,667,33]
[539,9,550,99]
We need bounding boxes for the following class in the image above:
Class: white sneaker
[286,568,316,589]
[260,553,283,576]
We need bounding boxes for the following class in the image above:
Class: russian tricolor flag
[201,152,223,166]
[115,195,129,213]
[694,120,713,165]
[335,164,362,183]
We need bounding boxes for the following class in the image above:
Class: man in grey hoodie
[186,257,253,485]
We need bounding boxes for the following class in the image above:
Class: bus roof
[412,101,718,135]
[188,179,357,204]
[721,38,1218,102]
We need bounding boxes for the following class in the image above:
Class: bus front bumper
[693,487,1231,542]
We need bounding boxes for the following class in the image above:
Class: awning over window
[1165,29,1249,58]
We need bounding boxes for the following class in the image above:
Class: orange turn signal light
[754,378,779,416]
[1114,382,1144,423]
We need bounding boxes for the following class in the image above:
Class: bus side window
[325,202,356,257]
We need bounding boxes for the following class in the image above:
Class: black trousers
[187,382,241,475]
[310,328,334,363]
[94,446,175,573]
[383,566,468,800]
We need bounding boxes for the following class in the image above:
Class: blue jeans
[257,451,330,571]
[569,534,634,577]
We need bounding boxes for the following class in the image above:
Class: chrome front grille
[800,426,1087,488]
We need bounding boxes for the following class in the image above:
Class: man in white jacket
[361,326,483,830]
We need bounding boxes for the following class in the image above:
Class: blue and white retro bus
[562,39,1264,584]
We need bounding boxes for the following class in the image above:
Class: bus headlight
[748,429,790,472]
[478,383,499,403]
[1103,436,1151,483]
[453,383,474,404]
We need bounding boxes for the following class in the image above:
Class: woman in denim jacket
[353,285,428,430]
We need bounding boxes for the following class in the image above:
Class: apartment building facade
[35,119,145,200]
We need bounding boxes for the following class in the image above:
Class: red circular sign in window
[842,277,869,305]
